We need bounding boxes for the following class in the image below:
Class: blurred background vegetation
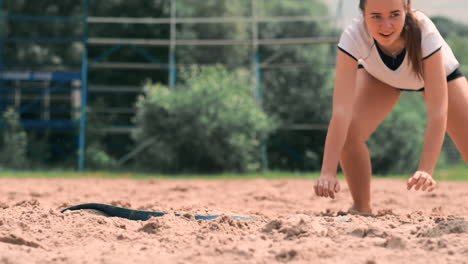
[0,0,466,174]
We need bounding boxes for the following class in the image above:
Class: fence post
[78,0,89,171]
[251,0,268,171]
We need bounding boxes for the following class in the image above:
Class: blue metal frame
[17,81,75,114]
[0,0,4,113]
[78,0,89,171]
[0,71,81,81]
[169,0,176,89]
[129,45,162,64]
[0,0,271,172]
[0,1,89,171]
[169,52,176,88]
[91,44,123,64]
[89,44,163,65]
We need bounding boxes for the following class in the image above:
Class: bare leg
[340,70,401,213]
[445,77,468,163]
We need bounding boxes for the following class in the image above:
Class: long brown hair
[359,0,423,79]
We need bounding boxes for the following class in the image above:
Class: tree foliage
[133,66,276,173]
[0,108,28,169]
[432,16,468,73]
[4,1,468,172]
[368,93,426,174]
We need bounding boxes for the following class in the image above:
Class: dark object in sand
[61,203,259,221]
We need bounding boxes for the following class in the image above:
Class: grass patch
[0,165,467,181]
[0,170,320,180]
[435,163,468,181]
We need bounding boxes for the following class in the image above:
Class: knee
[343,128,368,153]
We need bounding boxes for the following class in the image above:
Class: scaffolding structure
[0,0,342,170]
[0,0,89,170]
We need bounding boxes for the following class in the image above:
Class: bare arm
[315,50,358,198]
[320,50,358,176]
[419,50,448,174]
[408,50,447,191]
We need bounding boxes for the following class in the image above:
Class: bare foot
[348,206,373,216]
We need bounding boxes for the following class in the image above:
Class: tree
[133,66,276,173]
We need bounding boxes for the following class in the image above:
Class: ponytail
[403,9,423,79]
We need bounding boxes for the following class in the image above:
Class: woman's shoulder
[413,10,447,58]
[338,14,373,59]
[341,14,372,43]
[343,14,365,34]
[413,10,437,30]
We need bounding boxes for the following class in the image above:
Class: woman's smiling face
[363,0,407,48]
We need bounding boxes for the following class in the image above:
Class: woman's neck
[375,38,406,58]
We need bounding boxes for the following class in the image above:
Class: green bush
[368,93,426,174]
[85,143,118,170]
[0,108,29,169]
[264,67,335,171]
[133,66,277,173]
[84,99,120,170]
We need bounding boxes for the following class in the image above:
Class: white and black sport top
[337,10,460,90]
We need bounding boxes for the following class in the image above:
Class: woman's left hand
[407,171,437,192]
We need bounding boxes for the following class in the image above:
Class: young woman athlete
[314,0,468,214]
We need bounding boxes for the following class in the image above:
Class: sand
[0,177,467,264]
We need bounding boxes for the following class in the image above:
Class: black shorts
[357,66,464,92]
[400,68,464,92]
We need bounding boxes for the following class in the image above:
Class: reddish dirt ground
[0,177,467,264]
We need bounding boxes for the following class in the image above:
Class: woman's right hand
[314,175,341,199]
